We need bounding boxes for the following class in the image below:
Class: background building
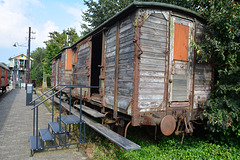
[8,54,32,87]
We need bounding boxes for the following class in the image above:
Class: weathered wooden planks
[117,17,135,110]
[138,12,168,111]
[104,25,117,107]
[76,42,90,86]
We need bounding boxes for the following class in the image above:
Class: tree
[1,62,8,67]
[196,0,240,138]
[81,0,198,35]
[81,0,134,35]
[31,47,46,86]
[44,28,80,75]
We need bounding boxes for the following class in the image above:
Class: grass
[81,126,240,160]
[35,87,240,160]
[37,90,53,112]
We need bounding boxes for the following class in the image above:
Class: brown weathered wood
[113,22,120,118]
[104,25,117,107]
[74,104,105,118]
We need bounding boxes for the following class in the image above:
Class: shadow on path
[0,89,20,131]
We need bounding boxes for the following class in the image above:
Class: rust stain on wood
[74,49,78,63]
[114,22,120,119]
[59,57,61,68]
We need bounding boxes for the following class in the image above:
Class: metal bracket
[133,38,143,58]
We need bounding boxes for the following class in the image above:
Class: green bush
[196,0,240,139]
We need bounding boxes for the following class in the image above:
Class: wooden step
[60,96,68,101]
[53,96,71,111]
[53,96,105,118]
[74,104,105,118]
[81,114,141,151]
[53,98,141,151]
[39,129,54,141]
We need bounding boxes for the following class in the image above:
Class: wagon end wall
[138,10,169,113]
[193,21,212,110]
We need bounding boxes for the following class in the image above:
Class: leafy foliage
[43,28,80,75]
[81,0,134,35]
[82,126,240,160]
[81,0,206,36]
[195,0,240,138]
[31,47,46,86]
[1,62,7,66]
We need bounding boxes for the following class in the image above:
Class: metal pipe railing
[69,88,72,114]
[29,85,59,105]
[32,86,66,149]
[80,87,82,122]
[31,84,98,150]
[59,90,62,145]
[36,105,38,149]
[52,89,54,122]
[33,103,35,136]
[31,87,66,110]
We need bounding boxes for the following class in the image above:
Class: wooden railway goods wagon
[51,47,73,93]
[52,2,213,136]
[0,63,10,93]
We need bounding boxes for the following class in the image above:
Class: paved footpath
[0,88,89,160]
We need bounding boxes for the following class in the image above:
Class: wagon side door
[168,16,194,107]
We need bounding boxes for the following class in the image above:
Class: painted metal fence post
[80,87,82,121]
[79,87,82,146]
[36,105,38,149]
[52,89,54,122]
[59,90,62,145]
[33,101,35,136]
[69,88,72,114]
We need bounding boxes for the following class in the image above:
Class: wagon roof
[51,46,71,61]
[72,2,205,47]
[52,2,205,60]
[0,63,10,71]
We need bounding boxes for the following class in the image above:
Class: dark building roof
[0,63,10,71]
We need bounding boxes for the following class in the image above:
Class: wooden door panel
[173,23,189,61]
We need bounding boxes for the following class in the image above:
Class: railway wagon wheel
[160,115,176,136]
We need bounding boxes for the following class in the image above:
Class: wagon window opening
[91,33,102,95]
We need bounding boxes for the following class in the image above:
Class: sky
[0,0,87,65]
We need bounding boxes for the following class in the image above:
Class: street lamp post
[13,27,34,84]
[13,42,27,88]
[27,27,31,84]
[13,27,35,105]
[13,42,27,47]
